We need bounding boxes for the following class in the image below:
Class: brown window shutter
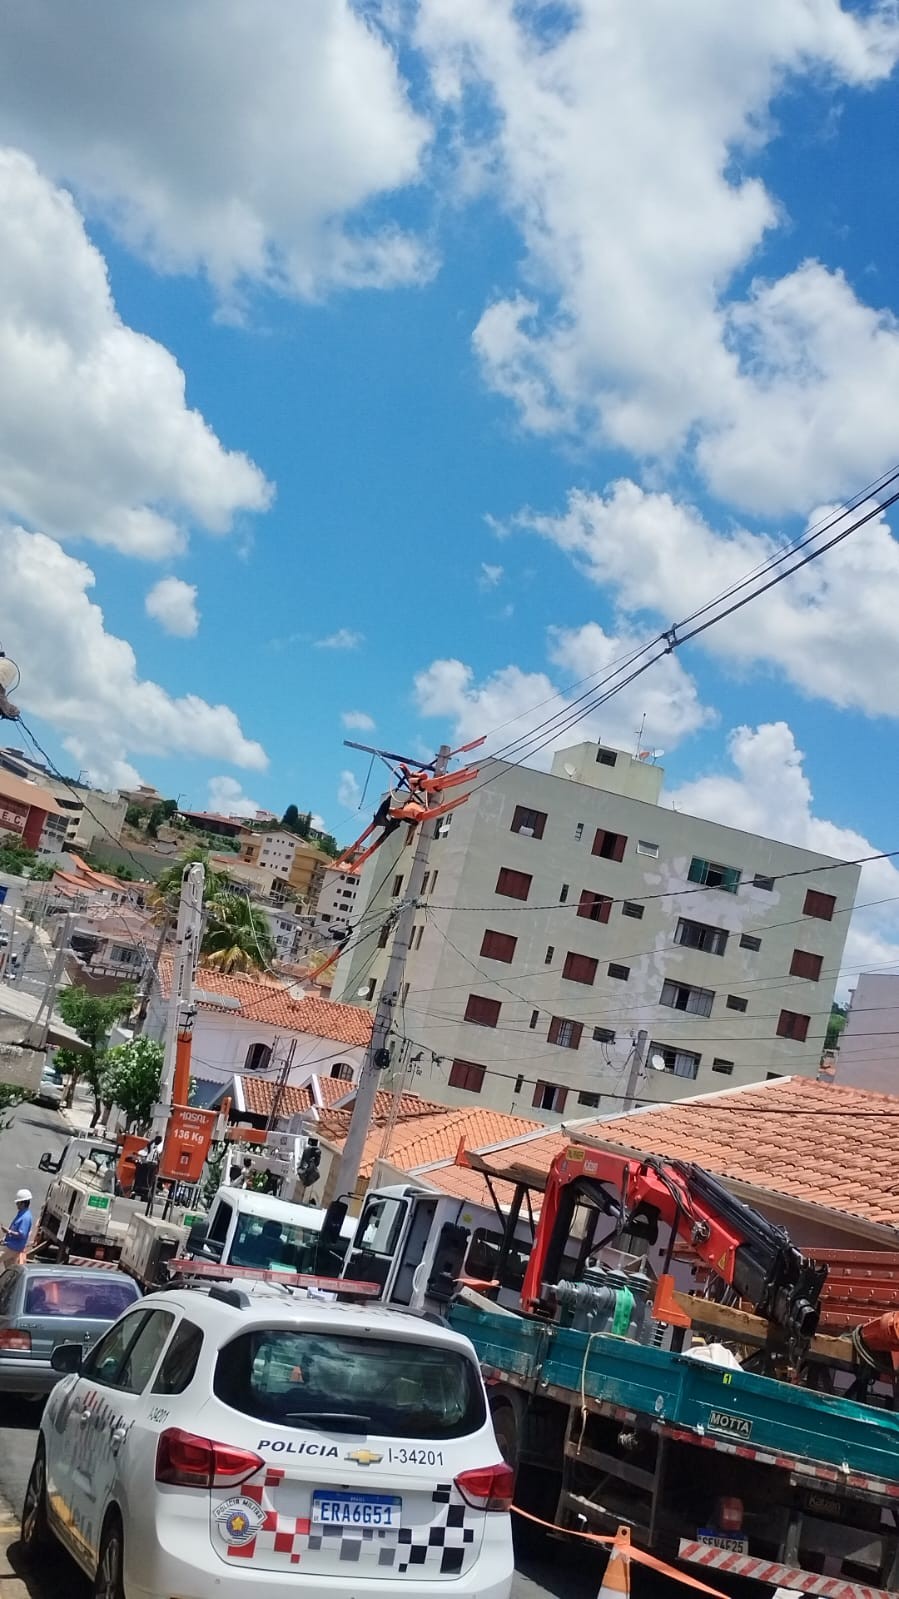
[570,1022,583,1049]
[532,1080,546,1107]
[547,1018,561,1045]
[790,949,823,981]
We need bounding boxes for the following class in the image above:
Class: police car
[20,1284,515,1599]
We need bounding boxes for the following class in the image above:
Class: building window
[244,1042,272,1072]
[378,924,390,949]
[593,1026,616,1044]
[622,901,644,919]
[529,1010,539,1029]
[511,804,547,840]
[414,925,425,950]
[578,1091,601,1108]
[650,1043,701,1080]
[320,913,332,923]
[391,874,404,897]
[688,857,741,893]
[574,822,584,841]
[637,840,659,858]
[547,1016,583,1050]
[739,933,762,952]
[608,963,630,981]
[660,980,714,1017]
[480,929,517,964]
[431,870,439,893]
[420,872,430,895]
[777,1009,810,1042]
[804,889,836,922]
[514,1074,523,1094]
[753,873,775,891]
[362,977,377,1002]
[674,918,728,956]
[545,945,555,964]
[402,982,410,1004]
[532,1081,569,1112]
[465,994,501,1028]
[725,995,748,1012]
[712,1058,734,1075]
[766,1072,784,1080]
[496,866,532,901]
[596,748,617,767]
[449,1059,485,1094]
[330,1062,353,1081]
[578,889,612,923]
[790,949,823,981]
[592,828,627,862]
[560,883,569,903]
[563,951,599,985]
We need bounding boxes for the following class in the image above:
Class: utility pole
[622,1028,649,1114]
[266,1037,295,1133]
[155,861,204,1131]
[33,910,76,1051]
[333,743,452,1202]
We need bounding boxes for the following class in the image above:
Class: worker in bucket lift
[0,1188,33,1269]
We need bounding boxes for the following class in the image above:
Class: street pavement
[0,1099,644,1599]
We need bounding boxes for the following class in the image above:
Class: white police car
[21,1284,515,1599]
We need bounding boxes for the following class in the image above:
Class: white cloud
[341,711,376,732]
[145,577,200,638]
[0,1,431,303]
[667,722,899,996]
[338,769,362,810]
[418,0,899,512]
[414,620,711,764]
[0,149,271,558]
[0,526,268,787]
[315,629,364,651]
[207,775,261,819]
[478,562,504,589]
[523,479,899,719]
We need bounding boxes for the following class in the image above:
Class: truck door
[341,1194,409,1291]
[390,1196,439,1305]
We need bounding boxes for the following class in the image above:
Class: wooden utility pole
[332,744,451,1202]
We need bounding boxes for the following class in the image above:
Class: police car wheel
[94,1514,125,1599]
[21,1444,50,1554]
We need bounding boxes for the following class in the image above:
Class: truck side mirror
[186,1220,211,1254]
[39,1152,53,1173]
[51,1343,83,1375]
[320,1199,348,1250]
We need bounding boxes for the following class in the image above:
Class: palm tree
[147,848,231,922]
[202,890,276,974]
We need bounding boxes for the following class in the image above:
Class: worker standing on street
[0,1189,33,1269]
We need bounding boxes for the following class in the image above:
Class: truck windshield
[229,1214,330,1274]
[215,1330,486,1438]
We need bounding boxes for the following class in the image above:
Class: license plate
[312,1492,401,1528]
[697,1529,748,1552]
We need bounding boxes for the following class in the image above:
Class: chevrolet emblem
[345,1449,382,1466]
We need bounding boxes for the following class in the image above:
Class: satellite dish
[649,1053,667,1072]
[563,763,577,777]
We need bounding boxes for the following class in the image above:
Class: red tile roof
[158,961,372,1048]
[468,1078,899,1235]
[319,1098,543,1182]
[238,1074,356,1119]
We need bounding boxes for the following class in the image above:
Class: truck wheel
[21,1443,51,1554]
[491,1401,520,1473]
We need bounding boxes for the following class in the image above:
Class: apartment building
[314,864,360,938]
[0,747,125,853]
[332,741,860,1122]
[239,828,331,908]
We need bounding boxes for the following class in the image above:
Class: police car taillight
[454,1463,515,1512]
[155,1428,263,1489]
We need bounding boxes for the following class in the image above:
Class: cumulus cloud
[316,629,363,651]
[341,711,376,732]
[0,0,431,303]
[523,479,899,718]
[0,149,271,558]
[338,769,362,810]
[418,0,899,512]
[414,620,711,764]
[0,526,267,787]
[667,722,899,995]
[145,577,200,638]
[207,775,261,819]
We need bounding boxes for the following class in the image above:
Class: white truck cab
[340,1186,471,1314]
[186,1189,356,1278]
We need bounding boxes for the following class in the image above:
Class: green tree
[101,1037,164,1130]
[148,849,232,922]
[315,832,340,859]
[57,984,135,1119]
[125,803,144,827]
[202,890,276,974]
[0,832,37,875]
[161,798,178,820]
[825,1002,848,1051]
[281,804,300,832]
[30,860,54,881]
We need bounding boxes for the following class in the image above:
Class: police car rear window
[214,1330,485,1440]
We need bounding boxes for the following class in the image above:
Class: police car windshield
[214,1330,486,1440]
[229,1215,323,1274]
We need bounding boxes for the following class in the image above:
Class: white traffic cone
[597,1525,631,1599]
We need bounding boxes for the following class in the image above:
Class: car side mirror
[51,1343,83,1375]
[39,1152,53,1173]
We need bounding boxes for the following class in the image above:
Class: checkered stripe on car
[222,1481,477,1574]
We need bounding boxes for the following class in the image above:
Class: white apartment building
[835,972,899,1096]
[332,741,860,1122]
[247,830,298,880]
[314,865,359,938]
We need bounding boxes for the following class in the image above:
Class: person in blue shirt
[0,1189,33,1270]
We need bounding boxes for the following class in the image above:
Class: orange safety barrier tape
[511,1506,732,1598]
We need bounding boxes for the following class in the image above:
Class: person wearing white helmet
[0,1188,33,1270]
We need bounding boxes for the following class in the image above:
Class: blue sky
[3,1,899,976]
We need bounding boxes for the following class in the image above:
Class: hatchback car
[21,1285,515,1599]
[0,1265,141,1398]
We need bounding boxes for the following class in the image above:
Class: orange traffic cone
[597,1525,631,1599]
